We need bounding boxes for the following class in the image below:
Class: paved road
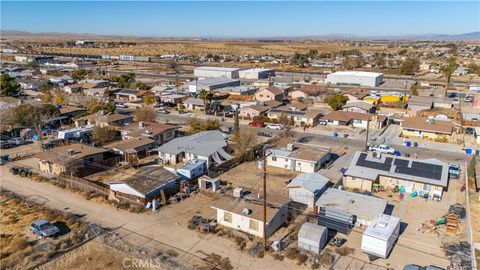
[0,164,294,270]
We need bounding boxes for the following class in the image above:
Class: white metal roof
[298,223,327,242]
[329,71,383,77]
[287,173,329,193]
[363,214,401,241]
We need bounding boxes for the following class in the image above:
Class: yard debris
[443,241,472,270]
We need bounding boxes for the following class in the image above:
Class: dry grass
[0,190,90,269]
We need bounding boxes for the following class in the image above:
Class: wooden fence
[57,173,109,195]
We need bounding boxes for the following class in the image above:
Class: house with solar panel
[343,151,449,200]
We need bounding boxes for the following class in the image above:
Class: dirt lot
[0,190,90,270]
[337,178,467,269]
[47,240,141,270]
[217,161,300,197]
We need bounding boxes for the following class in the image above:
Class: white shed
[361,214,401,259]
[287,173,329,208]
[298,223,328,254]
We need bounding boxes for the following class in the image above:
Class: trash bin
[332,131,338,138]
[465,148,472,155]
[405,141,412,147]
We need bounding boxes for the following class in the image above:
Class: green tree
[12,104,60,141]
[233,110,240,135]
[135,81,150,90]
[92,126,119,146]
[198,89,214,114]
[117,73,136,88]
[0,74,21,97]
[400,57,420,75]
[87,100,115,114]
[71,69,89,80]
[327,93,348,110]
[441,57,459,85]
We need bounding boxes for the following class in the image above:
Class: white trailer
[361,214,401,259]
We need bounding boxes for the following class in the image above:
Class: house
[63,83,83,94]
[109,166,179,205]
[157,130,233,167]
[211,197,288,238]
[315,188,388,226]
[115,89,147,102]
[408,96,434,113]
[75,111,133,127]
[268,107,323,127]
[214,85,258,96]
[361,214,401,259]
[401,117,453,140]
[255,86,284,102]
[342,101,375,114]
[433,98,454,109]
[342,88,369,101]
[35,143,108,175]
[119,121,178,146]
[49,75,73,85]
[238,105,270,119]
[183,97,206,111]
[298,223,329,254]
[322,111,388,129]
[176,159,208,180]
[266,143,331,173]
[343,151,449,199]
[160,94,187,104]
[287,173,330,208]
[59,106,86,119]
[104,137,156,161]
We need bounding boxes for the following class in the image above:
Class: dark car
[447,92,458,98]
[248,121,265,127]
[30,219,59,237]
[403,265,444,270]
[465,127,475,135]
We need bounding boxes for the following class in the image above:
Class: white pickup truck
[369,144,396,155]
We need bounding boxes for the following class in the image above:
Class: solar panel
[394,161,443,181]
[394,159,409,167]
[355,153,392,171]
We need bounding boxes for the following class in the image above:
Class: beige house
[343,151,449,199]
[341,88,369,101]
[266,142,331,173]
[401,117,453,140]
[239,105,270,119]
[255,86,284,102]
[119,121,177,146]
[211,197,288,238]
[35,143,108,175]
[75,111,133,127]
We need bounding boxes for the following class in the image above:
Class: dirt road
[0,164,295,270]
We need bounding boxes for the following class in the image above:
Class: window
[271,156,277,161]
[249,220,259,231]
[423,184,432,191]
[224,212,232,223]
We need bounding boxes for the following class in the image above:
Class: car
[447,92,458,99]
[449,163,460,179]
[265,124,284,130]
[30,219,59,237]
[318,119,327,126]
[115,102,128,108]
[248,121,265,127]
[369,144,396,154]
[403,265,444,270]
[465,127,475,135]
[157,108,170,114]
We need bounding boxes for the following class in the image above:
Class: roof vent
[349,199,355,204]
[139,121,145,128]
[242,208,252,215]
[377,221,388,228]
[67,149,75,156]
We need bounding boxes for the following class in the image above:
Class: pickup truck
[448,164,460,179]
[369,144,396,155]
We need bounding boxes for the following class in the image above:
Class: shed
[287,173,329,208]
[298,223,328,254]
[318,207,356,235]
[361,214,401,259]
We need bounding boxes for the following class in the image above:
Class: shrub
[296,253,308,265]
[285,247,299,260]
[337,246,355,256]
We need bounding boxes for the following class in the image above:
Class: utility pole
[262,148,267,252]
[364,118,370,151]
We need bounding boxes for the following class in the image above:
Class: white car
[265,124,284,130]
[369,144,396,154]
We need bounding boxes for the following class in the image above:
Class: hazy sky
[1,1,479,37]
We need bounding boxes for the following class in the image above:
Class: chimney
[67,149,75,156]
[139,121,145,128]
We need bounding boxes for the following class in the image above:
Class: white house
[211,197,288,238]
[287,173,330,208]
[157,131,233,167]
[266,143,331,173]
